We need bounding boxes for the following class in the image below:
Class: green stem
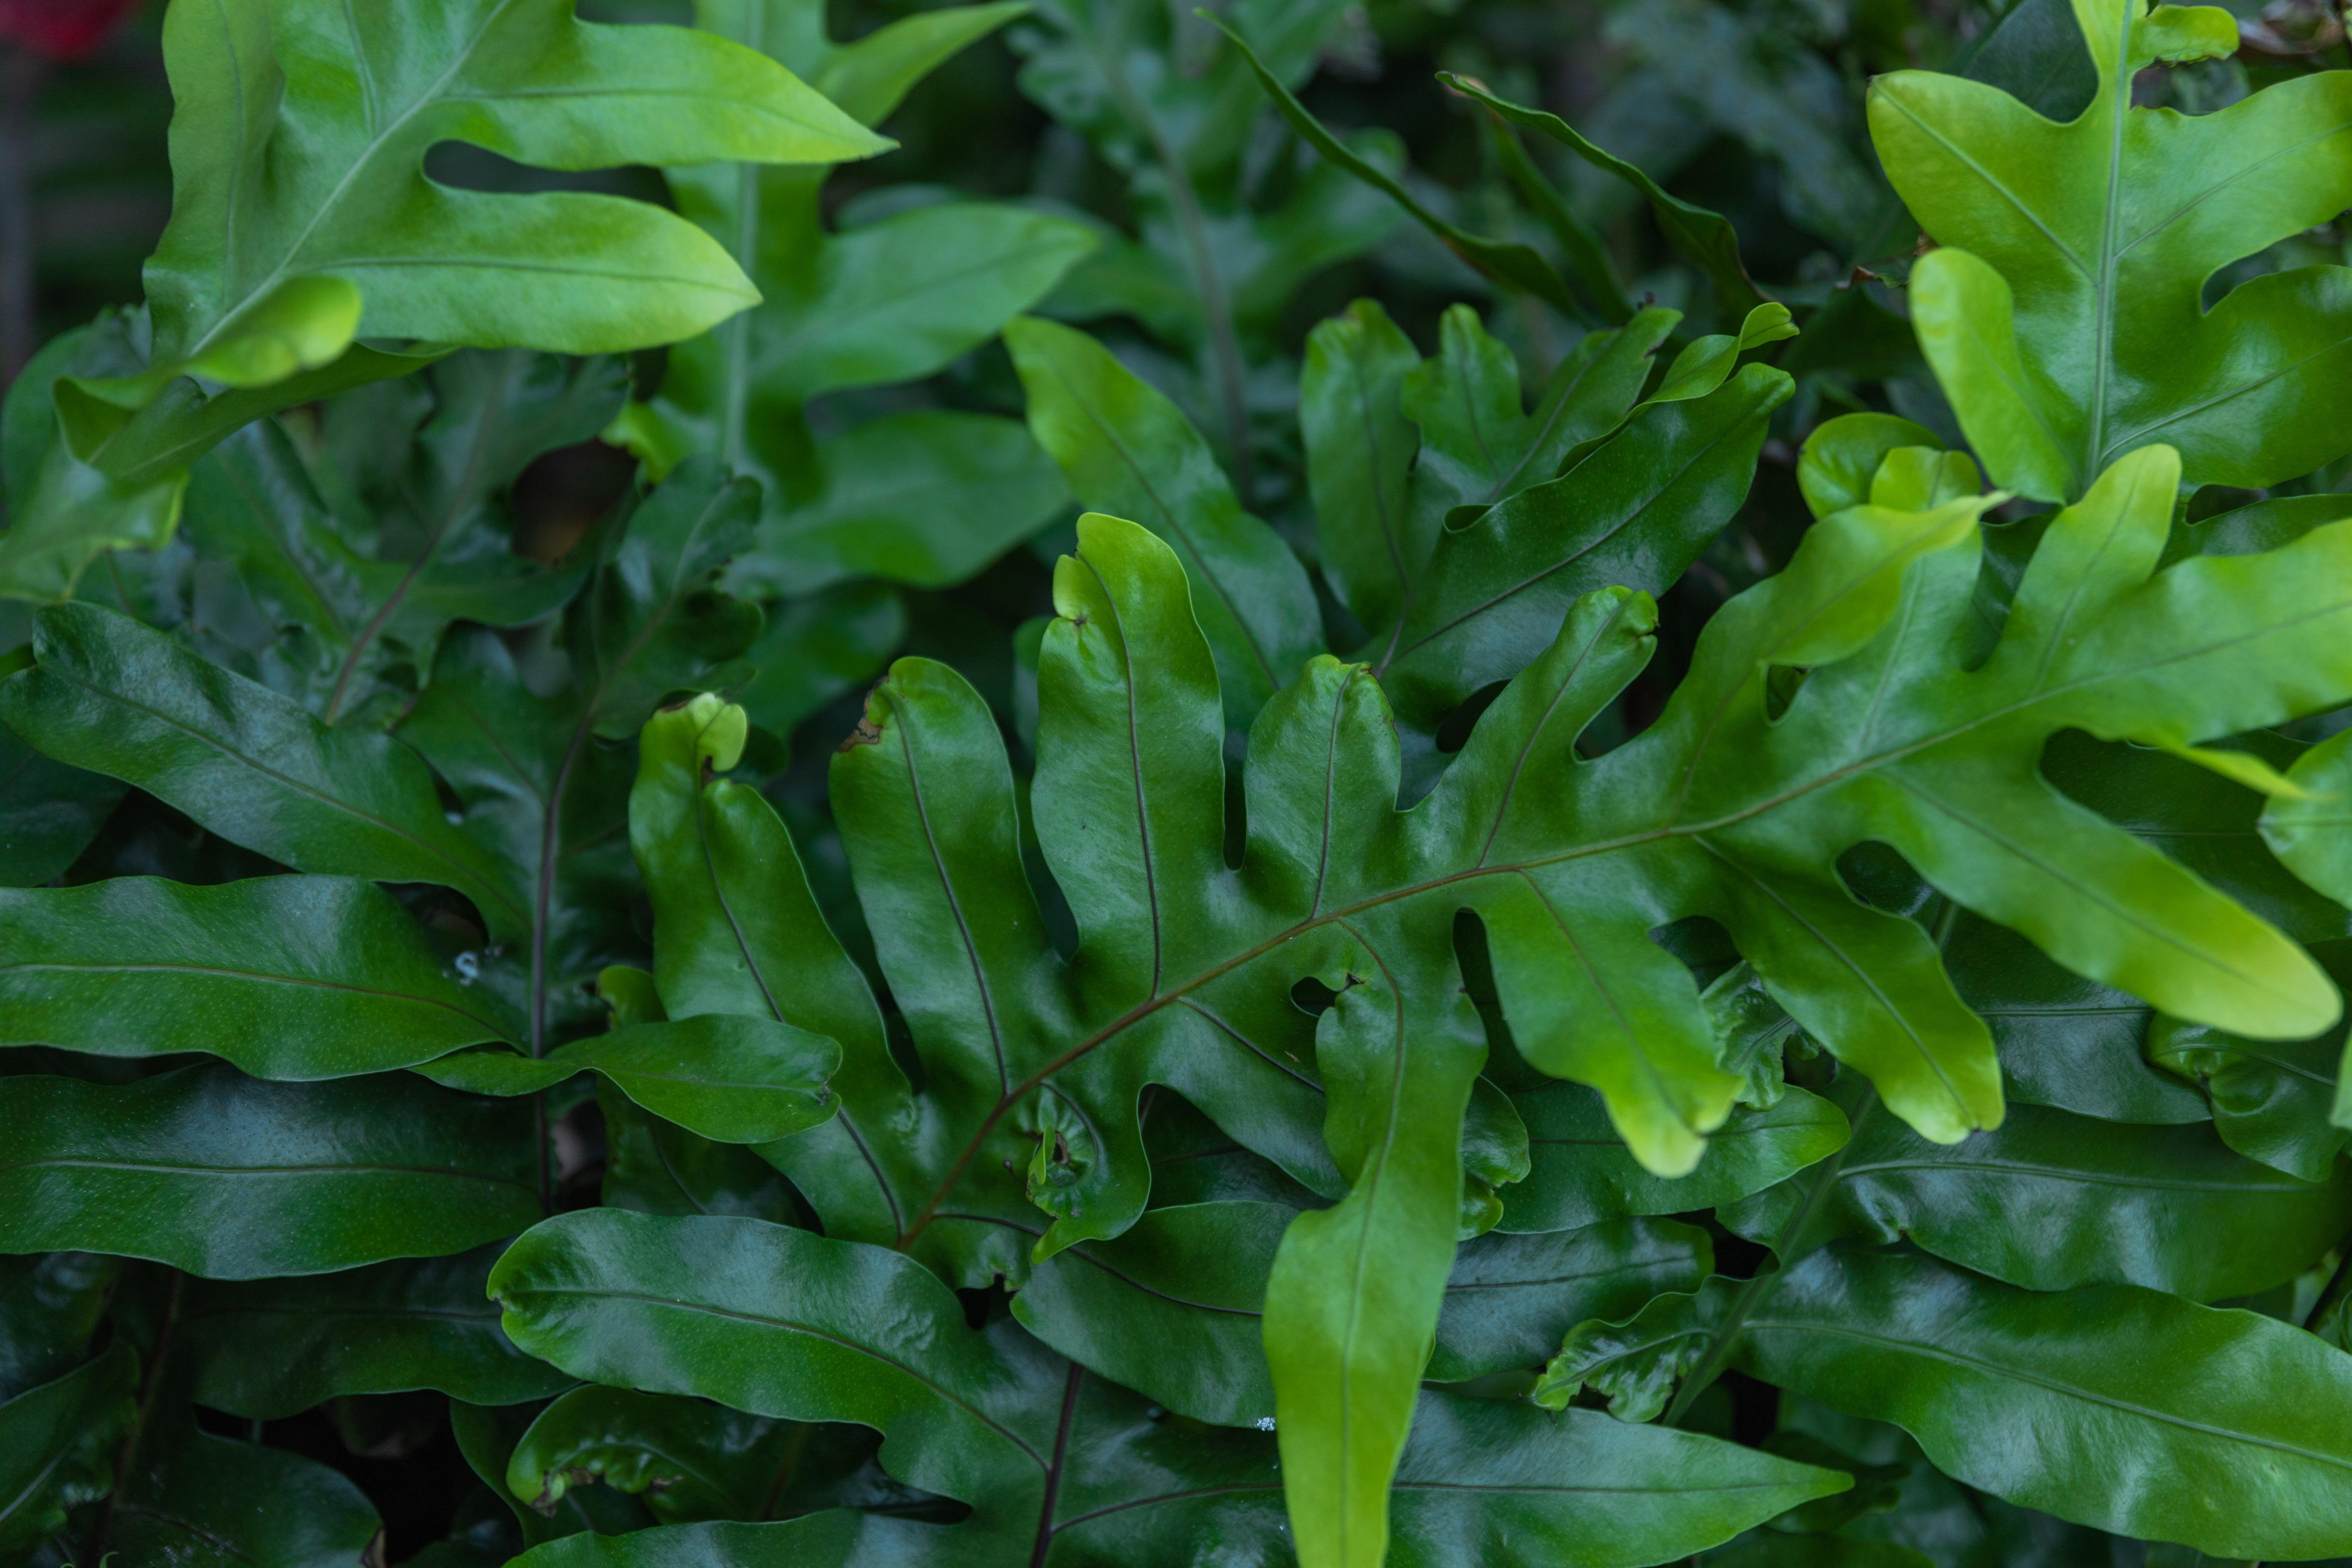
[1661,1084,1877,1427]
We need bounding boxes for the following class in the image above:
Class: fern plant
[5,1,2352,1566]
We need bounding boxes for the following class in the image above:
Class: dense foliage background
[8,0,2352,1564]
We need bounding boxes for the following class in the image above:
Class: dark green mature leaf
[597,1082,804,1222]
[1500,1083,1850,1234]
[1944,912,2208,1125]
[0,1252,120,1404]
[733,580,905,742]
[1542,1248,2352,1560]
[108,1426,383,1568]
[1209,22,1580,317]
[4,0,890,601]
[0,603,532,936]
[181,1244,571,1419]
[1702,1536,1934,1568]
[0,717,124,886]
[1721,1078,2352,1300]
[0,1341,137,1554]
[0,1063,538,1277]
[454,1397,657,1546]
[0,876,516,1077]
[1009,1199,1709,1416]
[1872,0,2352,498]
[503,1386,920,1524]
[491,1208,1845,1566]
[1010,1199,1286,1426]
[183,351,622,727]
[1299,299,1790,730]
[420,1014,841,1146]
[723,413,1071,595]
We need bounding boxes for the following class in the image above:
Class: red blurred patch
[0,0,142,59]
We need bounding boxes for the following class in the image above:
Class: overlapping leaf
[609,0,1093,596]
[629,429,2352,1560]
[489,1208,1845,1565]
[3,0,889,599]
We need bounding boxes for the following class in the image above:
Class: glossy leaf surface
[1872,0,2352,497]
[0,1063,537,1278]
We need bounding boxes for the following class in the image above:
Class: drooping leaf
[0,715,125,886]
[502,1385,925,1524]
[0,875,516,1078]
[180,1243,572,1419]
[0,1062,538,1277]
[1870,0,2352,498]
[1542,1248,2352,1561]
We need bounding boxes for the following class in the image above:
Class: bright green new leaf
[624,434,2352,1560]
[1871,0,2352,498]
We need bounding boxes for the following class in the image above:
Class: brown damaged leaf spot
[839,714,886,751]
